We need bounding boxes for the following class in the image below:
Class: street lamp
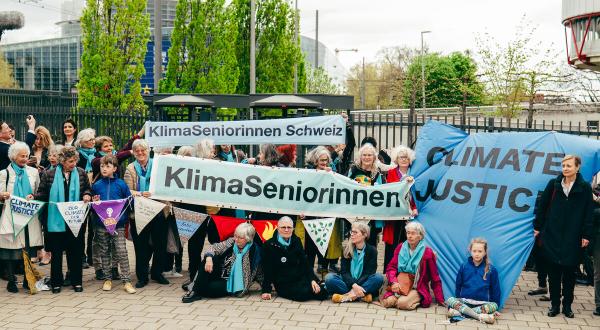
[421,30,431,117]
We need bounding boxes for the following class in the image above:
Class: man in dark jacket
[261,216,327,302]
[534,155,594,318]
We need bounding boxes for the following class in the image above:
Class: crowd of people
[0,114,598,323]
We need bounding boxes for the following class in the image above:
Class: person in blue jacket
[91,155,135,294]
[446,237,501,324]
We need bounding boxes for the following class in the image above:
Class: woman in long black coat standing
[534,154,594,318]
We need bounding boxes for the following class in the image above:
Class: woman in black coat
[260,217,327,302]
[534,154,594,318]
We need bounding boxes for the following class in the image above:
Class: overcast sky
[1,0,565,70]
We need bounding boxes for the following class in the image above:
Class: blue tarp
[410,120,600,308]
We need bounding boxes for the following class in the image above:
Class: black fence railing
[2,89,599,154]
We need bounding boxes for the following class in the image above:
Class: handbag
[396,272,415,296]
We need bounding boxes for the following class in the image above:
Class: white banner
[145,115,345,146]
[56,201,90,237]
[9,196,45,239]
[134,196,166,233]
[303,218,336,257]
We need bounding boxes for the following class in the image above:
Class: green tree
[161,0,239,94]
[232,0,305,94]
[402,52,485,109]
[78,0,150,112]
[305,64,341,94]
[0,50,18,88]
[476,16,557,121]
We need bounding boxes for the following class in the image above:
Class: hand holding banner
[303,218,336,257]
[133,196,167,234]
[172,206,208,244]
[56,201,90,237]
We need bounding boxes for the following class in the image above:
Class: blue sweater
[91,176,131,228]
[454,257,501,305]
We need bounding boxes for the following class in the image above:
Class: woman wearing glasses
[261,216,327,301]
[181,222,262,303]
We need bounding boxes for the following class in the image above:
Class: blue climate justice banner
[410,120,600,308]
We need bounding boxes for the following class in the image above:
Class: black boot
[547,306,560,317]
[562,306,575,318]
[6,279,18,293]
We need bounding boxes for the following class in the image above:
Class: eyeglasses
[279,226,293,230]
[350,230,360,235]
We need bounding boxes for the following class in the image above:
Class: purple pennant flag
[91,198,129,235]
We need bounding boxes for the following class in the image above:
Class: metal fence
[2,89,599,153]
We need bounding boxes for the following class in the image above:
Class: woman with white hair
[182,222,262,303]
[74,128,96,175]
[261,216,327,301]
[124,139,170,288]
[347,143,386,246]
[382,145,418,266]
[325,221,383,303]
[382,221,445,310]
[0,142,42,293]
[34,146,92,293]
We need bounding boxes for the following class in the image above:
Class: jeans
[324,273,384,295]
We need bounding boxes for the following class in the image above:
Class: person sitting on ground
[382,221,444,310]
[445,237,500,324]
[325,221,383,303]
[261,216,327,302]
[182,222,262,303]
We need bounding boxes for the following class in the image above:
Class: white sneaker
[478,314,495,324]
[162,270,183,278]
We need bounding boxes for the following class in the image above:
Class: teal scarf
[98,150,117,157]
[48,165,80,232]
[397,240,426,274]
[227,242,252,293]
[277,234,291,248]
[78,147,96,172]
[11,163,32,198]
[134,159,153,192]
[220,151,234,162]
[350,247,365,280]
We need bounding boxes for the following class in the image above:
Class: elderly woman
[382,221,444,310]
[0,142,43,293]
[298,146,343,274]
[34,146,92,293]
[534,155,594,318]
[383,145,418,266]
[325,221,383,303]
[90,127,143,183]
[247,144,287,222]
[177,146,194,157]
[182,222,262,303]
[347,143,386,246]
[277,144,297,167]
[215,145,237,162]
[74,128,96,176]
[124,139,170,288]
[261,216,327,301]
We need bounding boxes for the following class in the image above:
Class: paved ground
[0,241,598,330]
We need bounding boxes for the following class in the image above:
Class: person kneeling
[381,222,444,310]
[325,221,383,303]
[261,216,327,302]
[445,238,500,324]
[182,222,261,303]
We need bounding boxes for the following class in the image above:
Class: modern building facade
[2,0,345,94]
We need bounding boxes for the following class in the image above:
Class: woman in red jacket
[382,221,445,310]
[383,145,418,266]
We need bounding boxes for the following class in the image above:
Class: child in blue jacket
[91,155,135,294]
[446,237,501,324]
